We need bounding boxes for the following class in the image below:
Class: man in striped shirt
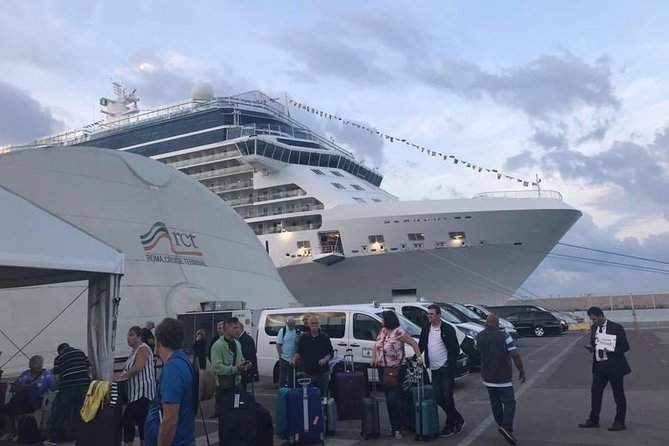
[44,343,90,446]
[476,314,526,445]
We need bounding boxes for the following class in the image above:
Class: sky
[0,0,667,298]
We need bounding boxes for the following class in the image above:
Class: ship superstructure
[13,84,582,305]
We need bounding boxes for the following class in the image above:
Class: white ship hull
[264,197,581,305]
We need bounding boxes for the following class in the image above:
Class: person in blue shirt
[276,316,298,387]
[1,355,55,441]
[144,318,195,446]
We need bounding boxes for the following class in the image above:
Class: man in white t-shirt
[418,304,466,437]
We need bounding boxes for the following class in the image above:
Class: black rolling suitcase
[361,368,381,440]
[75,405,122,446]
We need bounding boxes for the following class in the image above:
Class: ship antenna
[535,173,542,197]
[284,93,291,118]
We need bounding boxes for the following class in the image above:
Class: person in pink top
[371,310,422,440]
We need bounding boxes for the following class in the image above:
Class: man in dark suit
[418,304,466,437]
[578,306,631,432]
[236,322,258,392]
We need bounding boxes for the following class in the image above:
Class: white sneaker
[1,433,14,441]
[43,441,58,446]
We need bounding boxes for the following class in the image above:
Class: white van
[377,302,483,367]
[256,304,470,383]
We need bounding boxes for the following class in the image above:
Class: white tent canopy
[0,185,124,380]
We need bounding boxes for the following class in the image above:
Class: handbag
[381,329,404,388]
[6,370,45,415]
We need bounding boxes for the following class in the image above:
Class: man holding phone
[578,307,631,432]
[211,317,251,392]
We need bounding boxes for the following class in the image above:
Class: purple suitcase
[333,350,366,420]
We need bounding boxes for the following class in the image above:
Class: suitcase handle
[344,348,354,372]
[297,377,312,387]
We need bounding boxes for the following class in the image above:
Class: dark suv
[503,310,563,337]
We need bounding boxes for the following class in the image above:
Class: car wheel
[534,326,545,337]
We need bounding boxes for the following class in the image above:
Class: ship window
[320,154,330,167]
[351,184,365,191]
[449,232,466,241]
[297,240,311,249]
[299,151,310,165]
[332,171,344,177]
[435,241,446,248]
[408,233,425,241]
[289,150,299,164]
[353,197,366,203]
[372,199,382,202]
[400,243,407,249]
[368,235,385,244]
[514,242,523,246]
[281,149,290,162]
[312,169,325,175]
[308,152,320,166]
[454,216,462,220]
[331,183,345,189]
[329,156,339,168]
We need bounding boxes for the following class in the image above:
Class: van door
[348,312,382,367]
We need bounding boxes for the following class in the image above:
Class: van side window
[402,306,428,327]
[263,312,346,339]
[353,313,381,341]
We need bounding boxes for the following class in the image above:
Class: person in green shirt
[211,317,251,390]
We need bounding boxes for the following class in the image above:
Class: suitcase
[361,368,381,440]
[287,377,324,445]
[0,381,7,431]
[323,396,338,436]
[413,367,439,441]
[277,386,292,439]
[333,349,365,420]
[255,402,274,446]
[75,404,122,446]
[218,388,258,446]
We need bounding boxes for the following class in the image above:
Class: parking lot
[3,326,668,446]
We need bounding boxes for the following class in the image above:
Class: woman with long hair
[120,326,156,446]
[371,310,423,440]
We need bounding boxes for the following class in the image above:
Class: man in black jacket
[578,306,631,432]
[236,322,258,392]
[418,304,466,437]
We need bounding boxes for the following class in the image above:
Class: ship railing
[208,182,254,194]
[188,165,253,180]
[473,190,563,200]
[168,150,239,168]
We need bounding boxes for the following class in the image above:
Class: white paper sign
[596,333,617,352]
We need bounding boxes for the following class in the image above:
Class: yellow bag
[79,380,110,422]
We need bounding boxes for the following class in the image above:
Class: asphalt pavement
[3,326,668,445]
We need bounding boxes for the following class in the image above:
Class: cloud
[324,119,385,168]
[417,52,619,120]
[114,53,247,106]
[530,121,569,151]
[0,81,62,145]
[575,119,612,145]
[278,31,392,85]
[523,213,669,296]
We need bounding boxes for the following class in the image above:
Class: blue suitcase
[413,368,439,441]
[277,386,292,439]
[287,377,324,445]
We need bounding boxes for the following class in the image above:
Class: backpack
[5,385,42,415]
[17,415,44,444]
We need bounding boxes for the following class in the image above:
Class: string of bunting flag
[286,98,539,187]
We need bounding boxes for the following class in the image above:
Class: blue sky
[1,0,667,297]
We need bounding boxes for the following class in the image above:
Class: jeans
[278,358,295,388]
[589,363,626,424]
[486,386,516,431]
[431,366,464,428]
[49,385,88,442]
[306,372,330,398]
[383,365,406,432]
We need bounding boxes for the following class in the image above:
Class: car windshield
[437,306,466,323]
[449,303,483,320]
[373,310,422,337]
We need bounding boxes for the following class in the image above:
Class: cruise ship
[13,83,582,306]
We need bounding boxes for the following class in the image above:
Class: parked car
[503,310,563,337]
[256,304,471,383]
[378,302,482,367]
[463,303,519,339]
[487,305,569,332]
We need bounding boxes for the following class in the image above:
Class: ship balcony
[168,149,241,169]
[207,181,253,194]
[187,165,253,181]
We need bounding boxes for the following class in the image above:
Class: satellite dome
[191,82,214,101]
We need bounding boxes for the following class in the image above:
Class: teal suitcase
[412,369,439,441]
[276,386,291,439]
